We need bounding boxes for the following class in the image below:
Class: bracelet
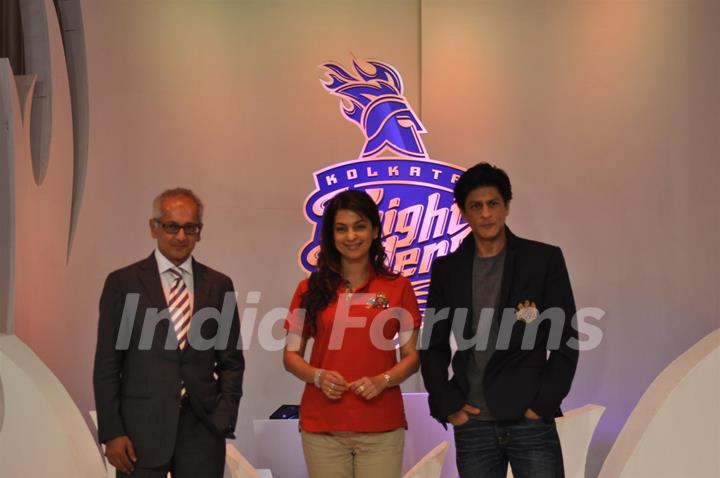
[313,369,324,388]
[383,373,392,386]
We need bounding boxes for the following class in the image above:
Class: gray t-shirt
[466,248,505,420]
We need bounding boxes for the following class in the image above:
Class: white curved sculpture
[403,441,449,478]
[225,443,263,478]
[0,334,106,477]
[506,404,605,478]
[555,404,606,478]
[599,329,720,478]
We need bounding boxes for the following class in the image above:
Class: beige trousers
[301,428,405,478]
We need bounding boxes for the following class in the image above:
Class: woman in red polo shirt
[283,189,421,478]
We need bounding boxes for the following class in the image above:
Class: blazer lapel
[138,253,171,339]
[497,226,518,321]
[138,253,168,310]
[192,258,210,315]
[184,258,210,355]
[455,235,475,338]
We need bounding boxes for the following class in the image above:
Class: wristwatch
[383,373,392,386]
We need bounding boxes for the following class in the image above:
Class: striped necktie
[168,268,192,350]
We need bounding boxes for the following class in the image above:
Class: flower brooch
[515,300,539,323]
[366,291,390,309]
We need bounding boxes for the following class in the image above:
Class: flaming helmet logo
[322,60,427,158]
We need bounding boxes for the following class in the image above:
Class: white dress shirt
[154,248,194,313]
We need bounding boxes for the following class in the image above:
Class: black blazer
[93,254,245,468]
[420,227,578,423]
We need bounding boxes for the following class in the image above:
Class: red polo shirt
[284,268,421,433]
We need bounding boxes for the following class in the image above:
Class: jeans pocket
[452,419,474,434]
[520,416,554,427]
[451,418,472,428]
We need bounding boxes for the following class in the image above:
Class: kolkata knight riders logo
[299,59,470,307]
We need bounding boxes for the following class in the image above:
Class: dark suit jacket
[93,254,245,468]
[420,227,578,424]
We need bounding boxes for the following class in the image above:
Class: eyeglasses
[154,219,203,235]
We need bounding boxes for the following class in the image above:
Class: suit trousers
[116,402,225,478]
[301,428,405,478]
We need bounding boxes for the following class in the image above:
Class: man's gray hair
[152,188,204,223]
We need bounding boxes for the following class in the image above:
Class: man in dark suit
[420,163,578,478]
[93,188,245,477]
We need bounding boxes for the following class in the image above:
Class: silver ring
[358,385,365,393]
[330,382,336,390]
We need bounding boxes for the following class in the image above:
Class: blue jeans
[453,418,565,478]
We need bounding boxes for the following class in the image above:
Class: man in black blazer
[420,163,578,478]
[93,188,244,477]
